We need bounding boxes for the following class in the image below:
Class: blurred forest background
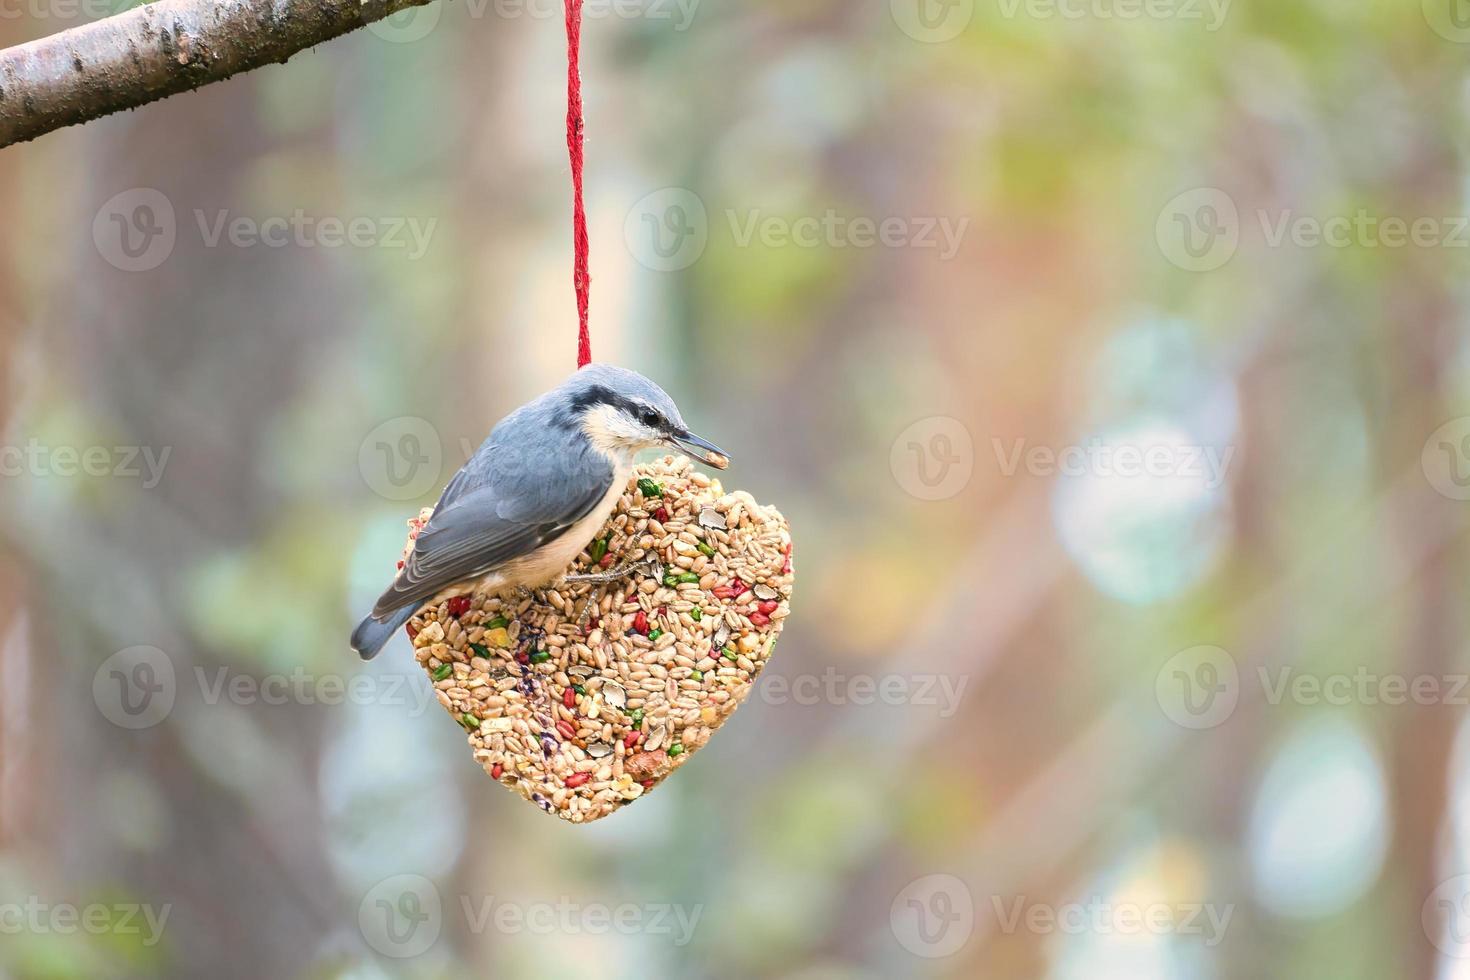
[1,0,1469,977]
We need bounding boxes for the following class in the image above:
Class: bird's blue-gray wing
[370,419,614,619]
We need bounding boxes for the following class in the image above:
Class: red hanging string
[565,0,592,368]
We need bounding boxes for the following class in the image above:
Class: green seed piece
[691,670,704,681]
[459,714,479,732]
[469,642,490,658]
[648,628,663,642]
[697,542,716,558]
[677,572,701,584]
[630,708,644,726]
[690,608,702,622]
[484,616,510,631]
[723,646,737,660]
[589,537,608,564]
[530,650,551,664]
[637,478,664,498]
[574,684,587,696]
[431,663,453,682]
[669,744,684,757]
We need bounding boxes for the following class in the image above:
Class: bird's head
[563,363,730,469]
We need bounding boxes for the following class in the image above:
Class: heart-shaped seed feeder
[401,455,794,823]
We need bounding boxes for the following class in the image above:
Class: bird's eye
[639,407,662,428]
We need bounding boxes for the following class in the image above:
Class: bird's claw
[564,556,662,586]
[566,557,662,630]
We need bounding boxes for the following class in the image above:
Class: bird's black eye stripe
[563,385,665,431]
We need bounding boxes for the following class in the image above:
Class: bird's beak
[669,429,730,469]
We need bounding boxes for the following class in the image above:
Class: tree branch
[0,0,438,148]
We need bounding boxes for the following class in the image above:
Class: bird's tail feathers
[351,606,415,661]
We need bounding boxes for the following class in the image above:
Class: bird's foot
[564,556,663,587]
[567,557,663,631]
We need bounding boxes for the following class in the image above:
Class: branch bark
[0,0,438,148]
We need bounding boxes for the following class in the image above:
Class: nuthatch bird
[351,364,729,661]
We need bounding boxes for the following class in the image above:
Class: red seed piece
[632,610,649,635]
[711,586,735,600]
[491,763,503,779]
[749,612,770,628]
[396,560,405,570]
[556,720,576,740]
[731,577,749,597]
[516,651,530,665]
[447,595,472,617]
[599,553,616,568]
[563,687,576,708]
[640,780,655,790]
[653,506,670,524]
[566,772,591,788]
[406,625,419,641]
[758,600,779,616]
[624,730,641,749]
